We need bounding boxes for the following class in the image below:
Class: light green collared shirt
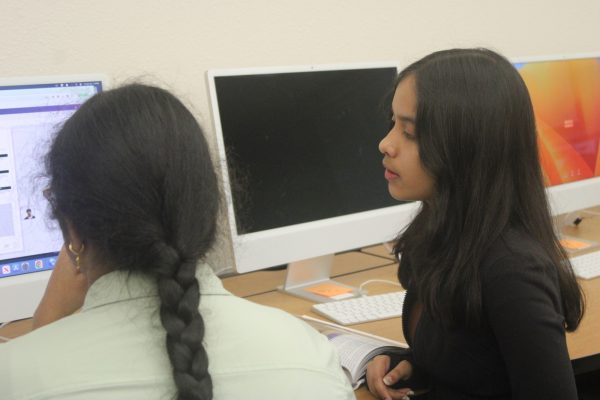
[0,264,355,400]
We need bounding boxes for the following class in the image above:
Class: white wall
[2,0,599,272]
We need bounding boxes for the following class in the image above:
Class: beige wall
[2,0,599,272]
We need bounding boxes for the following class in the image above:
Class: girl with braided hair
[0,84,354,400]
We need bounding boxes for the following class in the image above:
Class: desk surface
[221,250,393,297]
[229,207,600,400]
[241,262,600,361]
[239,257,600,400]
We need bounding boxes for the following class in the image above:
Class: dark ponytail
[46,84,219,399]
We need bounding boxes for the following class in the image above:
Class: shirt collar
[82,263,230,311]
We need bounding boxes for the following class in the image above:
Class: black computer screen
[214,67,399,234]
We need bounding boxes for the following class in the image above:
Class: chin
[388,190,410,202]
[388,188,422,202]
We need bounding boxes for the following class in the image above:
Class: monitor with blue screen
[0,76,105,322]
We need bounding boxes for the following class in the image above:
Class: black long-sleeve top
[385,230,578,399]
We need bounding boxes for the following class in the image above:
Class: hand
[366,355,414,400]
[32,245,89,329]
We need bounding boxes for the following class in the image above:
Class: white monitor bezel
[0,73,108,323]
[511,52,600,216]
[207,63,420,273]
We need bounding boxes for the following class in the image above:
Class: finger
[366,356,393,399]
[366,357,416,400]
[386,388,415,400]
[383,359,413,386]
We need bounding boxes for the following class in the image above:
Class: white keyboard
[312,291,406,326]
[571,251,600,280]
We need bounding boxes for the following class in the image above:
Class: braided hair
[46,84,218,399]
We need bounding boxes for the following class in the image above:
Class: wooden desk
[222,250,393,297]
[241,261,600,358]
[560,206,600,370]
[361,244,395,260]
[227,207,600,399]
[241,262,600,399]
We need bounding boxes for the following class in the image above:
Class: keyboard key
[571,252,600,280]
[312,291,405,325]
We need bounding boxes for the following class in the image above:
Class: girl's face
[379,75,435,202]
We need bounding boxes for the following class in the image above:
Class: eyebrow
[397,114,416,125]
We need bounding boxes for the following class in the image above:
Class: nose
[379,130,395,157]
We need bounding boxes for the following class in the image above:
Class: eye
[403,130,416,141]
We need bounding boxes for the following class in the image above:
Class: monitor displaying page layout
[514,55,600,214]
[0,76,104,322]
[208,64,419,301]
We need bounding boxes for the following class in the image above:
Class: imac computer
[514,54,600,215]
[207,64,419,302]
[0,76,105,323]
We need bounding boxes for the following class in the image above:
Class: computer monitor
[207,64,419,302]
[514,54,600,215]
[0,75,105,323]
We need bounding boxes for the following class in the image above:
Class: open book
[301,315,410,389]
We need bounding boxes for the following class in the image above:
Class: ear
[65,219,84,252]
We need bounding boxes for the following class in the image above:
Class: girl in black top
[366,48,584,400]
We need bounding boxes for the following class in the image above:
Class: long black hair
[393,48,584,330]
[46,84,219,399]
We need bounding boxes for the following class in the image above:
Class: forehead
[392,75,417,117]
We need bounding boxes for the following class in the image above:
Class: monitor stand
[277,254,360,303]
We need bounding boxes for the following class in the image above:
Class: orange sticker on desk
[560,238,593,251]
[304,283,354,298]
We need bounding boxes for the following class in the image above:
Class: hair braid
[152,241,212,400]
[46,84,219,399]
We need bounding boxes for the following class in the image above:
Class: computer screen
[208,64,419,300]
[514,54,600,214]
[0,76,105,322]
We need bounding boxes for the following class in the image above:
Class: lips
[384,169,399,180]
